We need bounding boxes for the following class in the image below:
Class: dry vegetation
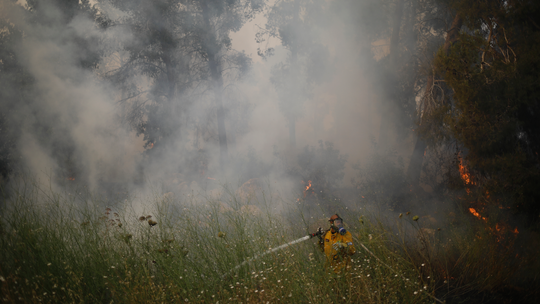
[0,180,538,304]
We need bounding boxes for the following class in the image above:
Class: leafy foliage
[259,0,331,145]
[424,0,540,225]
[0,3,30,179]
[103,0,262,158]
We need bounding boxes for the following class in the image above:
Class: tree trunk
[407,13,463,185]
[216,87,228,168]
[208,54,228,168]
[202,3,228,168]
[406,133,427,184]
[287,0,300,148]
[443,13,464,53]
[378,0,404,150]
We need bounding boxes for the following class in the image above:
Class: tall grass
[0,181,537,303]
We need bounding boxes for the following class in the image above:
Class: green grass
[0,181,537,303]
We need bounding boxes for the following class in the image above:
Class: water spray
[222,229,324,278]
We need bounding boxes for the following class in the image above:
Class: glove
[316,227,323,239]
[332,241,347,251]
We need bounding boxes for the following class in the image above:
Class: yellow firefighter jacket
[319,229,356,273]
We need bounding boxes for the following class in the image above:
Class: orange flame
[303,180,312,198]
[458,155,475,195]
[469,208,487,221]
[207,177,215,180]
[459,157,473,185]
[469,207,520,242]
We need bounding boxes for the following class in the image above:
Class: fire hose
[220,229,444,303]
[221,230,324,279]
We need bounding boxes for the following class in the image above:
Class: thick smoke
[1,0,142,192]
[1,0,417,215]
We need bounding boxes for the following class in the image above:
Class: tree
[258,0,329,147]
[26,0,105,69]
[424,0,540,225]
[329,0,454,189]
[196,0,263,167]
[0,0,31,180]
[104,0,262,170]
[103,0,198,155]
[376,0,404,150]
[27,0,107,183]
[0,0,106,184]
[408,8,462,186]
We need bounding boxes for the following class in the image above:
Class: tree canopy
[421,0,540,225]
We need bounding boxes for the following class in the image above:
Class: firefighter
[317,214,356,273]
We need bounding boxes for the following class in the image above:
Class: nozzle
[310,227,323,238]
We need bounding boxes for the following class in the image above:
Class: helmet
[329,214,340,222]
